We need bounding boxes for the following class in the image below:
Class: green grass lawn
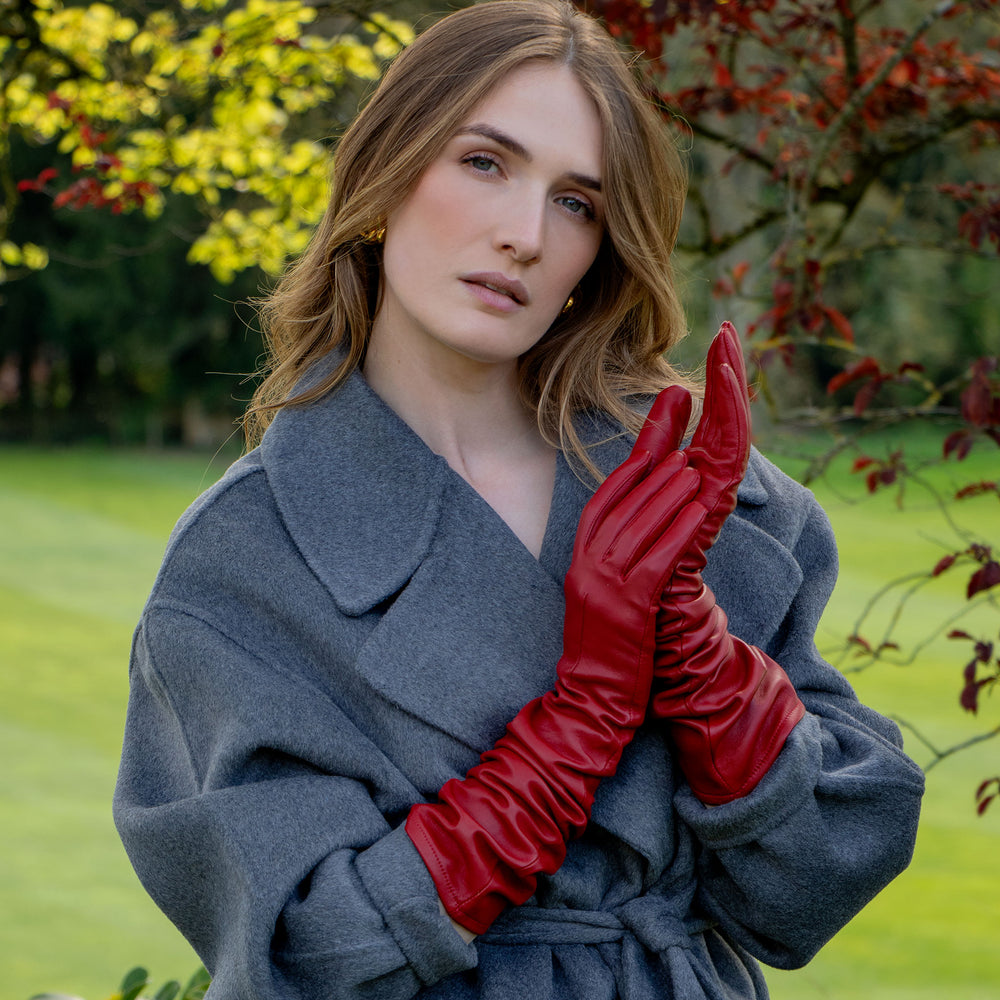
[1,438,997,1000]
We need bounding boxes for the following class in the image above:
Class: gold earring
[361,224,386,244]
[561,294,575,314]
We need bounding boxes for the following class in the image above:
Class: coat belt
[479,896,716,954]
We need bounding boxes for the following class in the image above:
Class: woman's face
[373,61,605,373]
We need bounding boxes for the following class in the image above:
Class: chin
[444,334,543,368]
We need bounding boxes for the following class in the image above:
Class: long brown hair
[246,0,696,475]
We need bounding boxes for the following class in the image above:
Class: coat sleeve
[671,483,925,970]
[113,602,478,1000]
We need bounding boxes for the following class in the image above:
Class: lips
[460,272,530,307]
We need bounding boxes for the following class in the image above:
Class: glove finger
[624,500,708,586]
[594,452,695,559]
[632,385,692,465]
[687,322,751,496]
[580,384,693,550]
[575,447,653,551]
[594,451,701,557]
[619,475,708,578]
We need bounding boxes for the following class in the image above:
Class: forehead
[460,62,604,175]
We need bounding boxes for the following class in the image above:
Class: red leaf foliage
[955,481,1000,501]
[16,167,59,193]
[845,633,899,659]
[846,633,871,654]
[15,98,162,216]
[967,560,1000,599]
[976,778,1000,816]
[952,629,999,715]
[940,183,1000,252]
[962,358,1000,428]
[828,356,881,394]
[961,671,993,714]
[944,429,975,460]
[747,258,856,353]
[78,123,108,150]
[53,177,106,210]
[51,176,157,213]
[46,91,71,111]
[584,0,1000,382]
[823,305,855,343]
[848,448,906,495]
[933,553,957,576]
[583,0,777,51]
[826,357,926,415]
[943,358,1000,460]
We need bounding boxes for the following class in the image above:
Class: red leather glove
[406,385,710,934]
[650,322,805,804]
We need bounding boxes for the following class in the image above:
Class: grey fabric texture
[114,366,924,1000]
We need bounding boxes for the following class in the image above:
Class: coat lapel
[260,364,571,748]
[351,475,570,749]
[260,365,452,616]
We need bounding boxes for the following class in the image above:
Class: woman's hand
[406,380,720,935]
[650,322,805,804]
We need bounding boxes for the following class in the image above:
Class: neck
[362,328,547,481]
[363,321,558,559]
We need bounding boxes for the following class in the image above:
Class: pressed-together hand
[650,322,806,804]
[406,384,708,935]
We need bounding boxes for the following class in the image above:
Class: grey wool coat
[114,365,925,1000]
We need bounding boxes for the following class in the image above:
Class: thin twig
[891,717,1000,772]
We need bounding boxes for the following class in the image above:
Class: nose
[495,193,544,264]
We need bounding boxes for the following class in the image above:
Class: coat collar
[260,362,452,616]
[260,363,769,616]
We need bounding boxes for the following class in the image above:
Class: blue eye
[464,154,500,174]
[559,196,595,221]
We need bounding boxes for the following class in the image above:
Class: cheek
[396,169,476,245]
[383,183,464,287]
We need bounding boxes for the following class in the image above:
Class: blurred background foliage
[1,0,415,444]
[1,0,997,447]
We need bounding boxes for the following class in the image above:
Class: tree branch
[649,92,778,175]
[839,0,861,86]
[891,717,1000,773]
[802,0,961,201]
[868,103,1000,165]
[824,235,1000,266]
[677,203,784,256]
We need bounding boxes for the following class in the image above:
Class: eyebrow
[457,122,603,193]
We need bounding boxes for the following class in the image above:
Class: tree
[580,0,1000,809]
[0,0,412,438]
[3,0,412,282]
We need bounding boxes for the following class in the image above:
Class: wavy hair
[245,0,697,475]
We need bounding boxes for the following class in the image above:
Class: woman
[113,2,925,998]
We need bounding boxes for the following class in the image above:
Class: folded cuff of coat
[672,714,821,849]
[355,824,479,986]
